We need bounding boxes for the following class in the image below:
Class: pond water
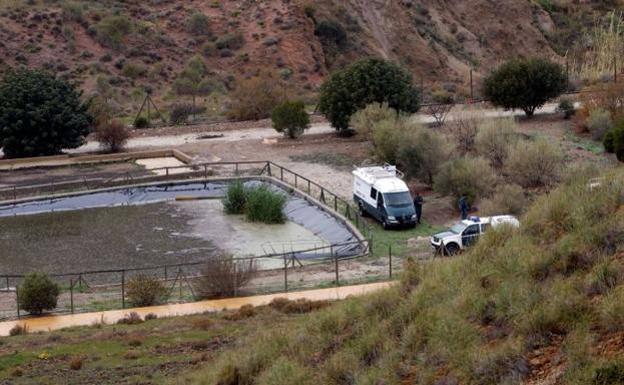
[0,180,362,278]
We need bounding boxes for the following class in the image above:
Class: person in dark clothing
[459,194,469,220]
[413,192,424,224]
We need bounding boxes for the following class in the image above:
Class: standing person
[459,194,469,220]
[413,192,424,224]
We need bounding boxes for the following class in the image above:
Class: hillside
[0,0,615,121]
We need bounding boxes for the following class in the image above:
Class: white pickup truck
[430,215,520,255]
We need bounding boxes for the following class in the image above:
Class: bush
[94,119,130,153]
[125,274,167,307]
[483,58,567,117]
[121,62,147,79]
[169,103,207,125]
[314,19,346,46]
[187,12,210,36]
[586,108,612,141]
[475,117,518,168]
[319,58,420,132]
[95,15,132,49]
[18,273,60,315]
[447,110,480,154]
[0,69,92,158]
[195,255,256,299]
[592,362,624,385]
[271,100,310,139]
[479,184,527,216]
[226,74,286,121]
[9,324,28,336]
[245,186,286,224]
[117,312,143,325]
[349,103,398,140]
[69,357,83,371]
[398,127,451,186]
[603,119,624,161]
[505,138,563,188]
[216,33,245,50]
[370,118,405,164]
[134,116,150,129]
[433,157,497,205]
[558,98,575,119]
[223,181,247,214]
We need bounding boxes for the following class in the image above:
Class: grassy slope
[2,174,624,384]
[178,169,624,384]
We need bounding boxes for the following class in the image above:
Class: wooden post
[283,255,288,292]
[70,279,74,314]
[16,286,20,319]
[121,271,125,309]
[389,245,393,279]
[470,69,474,101]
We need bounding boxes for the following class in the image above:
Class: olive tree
[0,69,92,158]
[18,273,60,315]
[318,58,420,133]
[483,58,567,117]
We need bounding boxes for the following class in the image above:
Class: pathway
[0,281,391,336]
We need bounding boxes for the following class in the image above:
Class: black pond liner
[0,180,363,262]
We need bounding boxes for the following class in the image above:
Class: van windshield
[384,192,412,207]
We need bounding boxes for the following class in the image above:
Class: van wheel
[382,219,389,230]
[444,243,459,256]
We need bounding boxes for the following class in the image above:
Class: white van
[352,165,416,229]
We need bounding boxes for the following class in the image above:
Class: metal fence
[0,161,387,320]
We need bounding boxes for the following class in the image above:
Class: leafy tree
[314,19,347,46]
[226,73,286,121]
[172,56,215,119]
[398,127,451,186]
[125,274,167,307]
[319,58,420,133]
[483,58,567,117]
[18,273,60,315]
[271,100,310,138]
[0,69,92,158]
[186,12,210,36]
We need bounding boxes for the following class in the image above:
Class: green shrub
[479,184,526,216]
[0,69,92,158]
[169,103,207,125]
[223,181,247,214]
[271,100,310,139]
[245,186,286,224]
[125,274,167,307]
[61,2,83,22]
[226,74,286,121]
[586,109,612,141]
[370,118,405,164]
[475,117,518,168]
[95,15,132,50]
[586,260,621,295]
[349,103,398,140]
[558,98,575,119]
[319,58,420,132]
[505,138,563,188]
[433,157,497,204]
[398,127,451,186]
[187,12,210,35]
[603,119,624,161]
[483,58,567,117]
[599,286,624,331]
[314,19,346,46]
[201,42,217,57]
[592,362,624,385]
[134,116,149,129]
[122,62,147,79]
[216,33,245,50]
[18,273,60,315]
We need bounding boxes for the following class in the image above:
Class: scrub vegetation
[223,182,286,224]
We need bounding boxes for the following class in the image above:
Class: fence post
[121,271,125,309]
[16,286,20,319]
[164,266,168,281]
[283,255,288,292]
[233,261,238,297]
[267,162,272,177]
[235,163,239,176]
[294,174,298,188]
[389,245,393,279]
[280,167,284,181]
[5,276,9,291]
[204,165,208,179]
[334,249,339,287]
[166,167,169,177]
[70,279,74,314]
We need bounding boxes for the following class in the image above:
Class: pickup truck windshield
[384,192,412,207]
[449,223,467,234]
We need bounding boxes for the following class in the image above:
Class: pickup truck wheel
[444,243,460,256]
